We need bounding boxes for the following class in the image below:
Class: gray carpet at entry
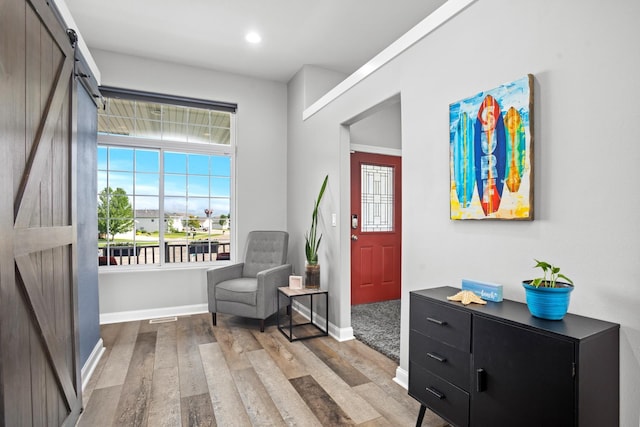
[351,299,400,363]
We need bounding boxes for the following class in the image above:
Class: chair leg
[212,312,217,326]
[260,319,265,333]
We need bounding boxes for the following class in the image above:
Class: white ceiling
[63,0,447,83]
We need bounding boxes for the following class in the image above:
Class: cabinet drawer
[409,362,469,427]
[410,296,471,351]
[410,331,470,391]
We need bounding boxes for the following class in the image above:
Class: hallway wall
[287,1,640,425]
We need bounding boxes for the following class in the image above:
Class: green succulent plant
[530,259,574,288]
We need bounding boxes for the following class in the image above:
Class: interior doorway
[350,152,402,305]
[346,96,402,363]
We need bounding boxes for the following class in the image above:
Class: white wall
[288,1,640,425]
[350,101,401,150]
[95,50,288,319]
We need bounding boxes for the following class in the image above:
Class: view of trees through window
[98,95,234,267]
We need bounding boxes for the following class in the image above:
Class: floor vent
[149,316,178,324]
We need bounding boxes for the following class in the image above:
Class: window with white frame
[97,89,235,267]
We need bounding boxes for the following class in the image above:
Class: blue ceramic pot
[522,281,574,320]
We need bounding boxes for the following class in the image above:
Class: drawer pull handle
[476,368,487,392]
[425,386,445,399]
[426,352,447,363]
[426,317,447,326]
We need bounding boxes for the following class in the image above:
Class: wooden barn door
[1,0,82,425]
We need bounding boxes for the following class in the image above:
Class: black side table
[277,286,328,342]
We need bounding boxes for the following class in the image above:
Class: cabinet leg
[416,405,426,427]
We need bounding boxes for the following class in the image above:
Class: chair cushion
[242,231,288,278]
[216,278,258,306]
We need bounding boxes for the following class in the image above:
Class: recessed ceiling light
[245,32,262,44]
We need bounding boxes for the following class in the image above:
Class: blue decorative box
[461,279,503,302]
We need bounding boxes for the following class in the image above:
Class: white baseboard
[290,300,354,342]
[394,366,408,389]
[330,325,355,342]
[81,338,105,391]
[100,303,208,324]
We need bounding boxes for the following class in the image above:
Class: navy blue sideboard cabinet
[409,286,619,427]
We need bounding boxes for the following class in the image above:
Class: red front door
[350,152,402,305]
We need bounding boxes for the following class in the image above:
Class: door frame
[340,139,402,338]
[337,94,403,343]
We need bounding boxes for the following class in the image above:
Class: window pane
[108,172,134,194]
[361,164,394,232]
[98,98,232,145]
[188,154,209,175]
[211,112,230,128]
[135,196,159,212]
[134,222,160,266]
[211,156,231,176]
[165,174,186,196]
[135,173,159,195]
[134,119,162,139]
[98,115,109,134]
[188,176,209,197]
[165,197,187,216]
[187,125,211,143]
[211,198,230,216]
[211,177,230,197]
[136,149,159,172]
[163,122,188,142]
[163,104,188,124]
[186,197,209,215]
[107,98,135,117]
[109,147,134,171]
[97,171,107,193]
[211,127,230,145]
[98,146,108,170]
[136,101,163,120]
[165,152,186,174]
[105,116,135,136]
[188,108,209,126]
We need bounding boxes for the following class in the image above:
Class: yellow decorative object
[447,290,487,305]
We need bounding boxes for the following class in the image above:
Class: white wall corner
[81,338,105,391]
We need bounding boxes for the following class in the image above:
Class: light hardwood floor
[78,313,447,426]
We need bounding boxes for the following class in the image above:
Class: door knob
[351,234,358,241]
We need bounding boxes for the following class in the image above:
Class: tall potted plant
[523,259,574,320]
[304,175,328,289]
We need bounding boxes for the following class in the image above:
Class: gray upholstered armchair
[207,230,291,332]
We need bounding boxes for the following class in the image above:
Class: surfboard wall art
[449,75,534,220]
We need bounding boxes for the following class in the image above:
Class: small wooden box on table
[277,286,328,342]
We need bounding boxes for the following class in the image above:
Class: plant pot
[522,280,574,320]
[305,263,321,289]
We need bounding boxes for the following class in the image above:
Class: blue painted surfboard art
[453,112,475,208]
